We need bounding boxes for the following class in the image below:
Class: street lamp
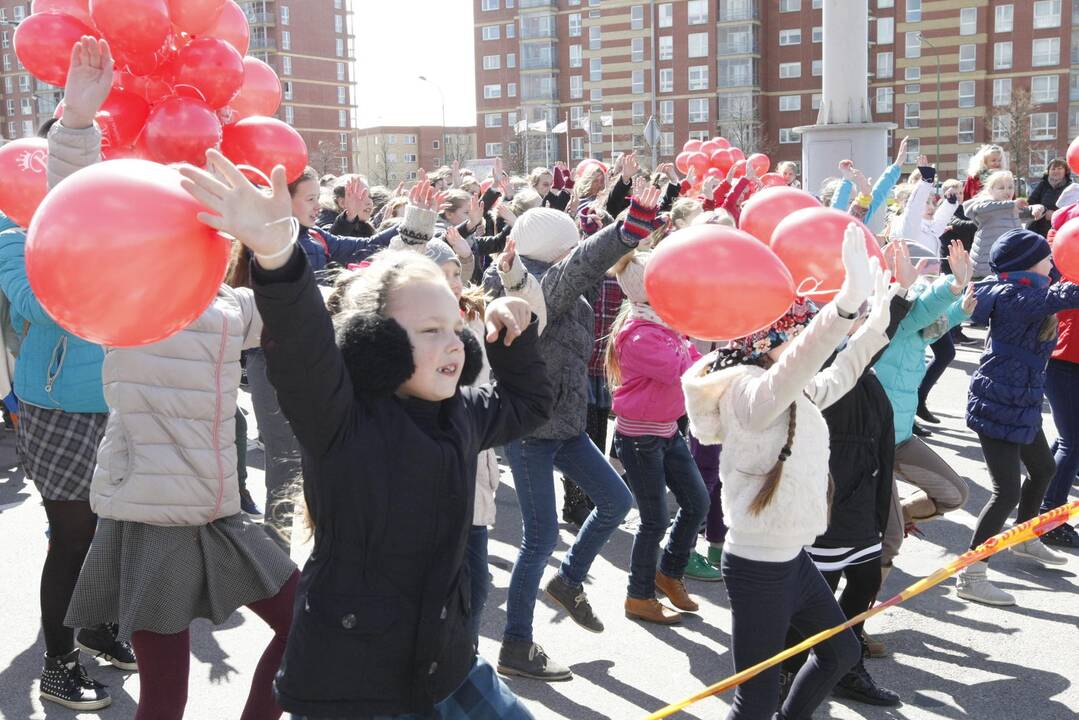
[915,32,942,168]
[418,75,447,167]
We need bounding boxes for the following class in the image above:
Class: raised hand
[961,283,977,314]
[393,181,407,198]
[864,257,901,333]
[445,225,473,258]
[852,169,871,196]
[701,175,720,199]
[622,151,640,181]
[631,175,648,200]
[495,200,516,227]
[634,184,662,212]
[838,159,855,179]
[884,239,919,289]
[179,149,294,267]
[485,296,532,346]
[343,177,370,220]
[895,136,910,165]
[834,223,873,315]
[498,237,517,273]
[62,36,114,129]
[467,194,484,228]
[947,239,973,288]
[409,180,439,212]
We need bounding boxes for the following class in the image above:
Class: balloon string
[170,84,209,104]
[237,164,273,187]
[794,277,837,297]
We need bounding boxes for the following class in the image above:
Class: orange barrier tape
[643,500,1079,720]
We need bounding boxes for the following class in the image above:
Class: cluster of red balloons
[673,137,783,187]
[645,185,888,340]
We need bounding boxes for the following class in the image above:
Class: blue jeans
[613,432,709,598]
[502,432,633,642]
[466,525,490,647]
[723,551,861,720]
[1043,359,1079,512]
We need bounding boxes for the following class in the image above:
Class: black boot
[40,650,111,710]
[915,403,940,424]
[77,623,137,671]
[561,479,594,529]
[833,660,901,706]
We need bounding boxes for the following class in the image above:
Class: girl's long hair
[460,285,488,322]
[972,170,1015,202]
[967,144,1006,179]
[602,300,633,389]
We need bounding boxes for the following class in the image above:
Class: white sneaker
[956,561,1015,606]
[1012,539,1069,567]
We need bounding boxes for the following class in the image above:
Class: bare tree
[717,95,764,152]
[985,87,1054,186]
[443,135,474,165]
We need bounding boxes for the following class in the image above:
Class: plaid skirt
[65,513,296,641]
[16,402,107,502]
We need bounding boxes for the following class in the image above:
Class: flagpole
[609,107,614,163]
[565,112,570,164]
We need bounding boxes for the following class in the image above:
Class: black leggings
[41,499,98,656]
[972,430,1056,550]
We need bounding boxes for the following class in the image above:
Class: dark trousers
[1043,359,1079,512]
[918,333,956,409]
[465,525,490,648]
[688,434,726,543]
[722,551,861,720]
[235,408,249,494]
[972,429,1057,550]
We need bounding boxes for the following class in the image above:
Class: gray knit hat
[424,239,459,267]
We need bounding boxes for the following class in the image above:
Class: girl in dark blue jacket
[958,228,1079,607]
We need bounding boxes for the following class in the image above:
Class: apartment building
[473,0,1077,180]
[354,126,479,186]
[0,2,63,142]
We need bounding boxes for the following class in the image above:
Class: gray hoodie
[964,197,1034,277]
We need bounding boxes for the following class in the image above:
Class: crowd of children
[4,37,1078,720]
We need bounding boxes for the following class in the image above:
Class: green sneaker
[684,551,723,582]
[707,544,724,567]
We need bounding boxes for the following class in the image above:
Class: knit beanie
[714,298,819,369]
[511,207,580,264]
[423,239,459,267]
[616,251,650,304]
[990,228,1051,274]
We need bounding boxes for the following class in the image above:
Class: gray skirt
[16,402,108,501]
[66,513,296,640]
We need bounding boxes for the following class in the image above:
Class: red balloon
[682,139,702,154]
[32,0,93,25]
[729,147,746,163]
[644,225,796,341]
[704,167,724,180]
[740,186,821,244]
[1052,217,1079,283]
[748,153,771,176]
[143,97,223,166]
[115,70,173,104]
[731,159,748,178]
[711,137,731,150]
[101,143,143,160]
[770,207,886,303]
[699,140,720,158]
[759,172,786,188]
[221,116,308,185]
[169,37,244,109]
[674,151,693,175]
[227,56,282,121]
[200,0,249,55]
[687,151,710,177]
[710,148,733,173]
[90,0,171,76]
[0,138,49,228]
[168,0,226,35]
[13,12,97,86]
[26,159,229,346]
[54,87,149,150]
[1068,136,1079,177]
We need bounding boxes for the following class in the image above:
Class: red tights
[130,570,299,720]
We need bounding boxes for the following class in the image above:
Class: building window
[20,97,31,115]
[507,53,516,68]
[958,44,976,72]
[811,26,822,43]
[659,100,674,124]
[568,13,581,36]
[2,55,10,73]
[686,32,708,58]
[337,86,348,104]
[632,37,645,62]
[778,29,801,46]
[338,110,347,128]
[779,62,801,79]
[280,31,291,50]
[481,0,498,10]
[659,68,673,92]
[779,128,800,143]
[958,80,976,108]
[876,87,893,113]
[1030,112,1057,140]
[432,139,440,149]
[688,98,709,123]
[992,78,1012,106]
[282,56,292,75]
[632,70,644,94]
[957,117,975,144]
[334,15,343,33]
[337,63,346,81]
[688,65,708,90]
[18,74,30,92]
[1030,150,1051,177]
[1032,38,1059,67]
[687,0,708,23]
[12,5,24,20]
[659,36,672,60]
[571,137,584,160]
[630,4,644,29]
[905,66,921,82]
[335,38,344,57]
[1031,75,1059,104]
[995,4,1013,32]
[506,22,515,38]
[876,17,893,45]
[959,7,976,36]
[811,59,822,76]
[1033,1,1061,29]
[589,26,601,50]
[282,81,293,100]
[779,0,800,11]
[21,119,32,137]
[482,25,500,41]
[904,137,920,164]
[905,32,920,59]
[812,93,822,110]
[991,115,1010,142]
[2,77,9,94]
[284,105,294,124]
[485,113,502,128]
[779,95,801,112]
[904,102,920,128]
[483,55,500,70]
[507,82,516,97]
[483,84,502,99]
[906,0,920,22]
[876,52,893,79]
[632,101,645,125]
[570,75,582,98]
[994,42,1012,70]
[589,57,602,81]
[658,3,673,27]
[280,5,289,25]
[485,143,502,157]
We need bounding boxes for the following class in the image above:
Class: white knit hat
[616,252,650,304]
[511,207,580,264]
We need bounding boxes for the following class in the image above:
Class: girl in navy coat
[958,228,1079,607]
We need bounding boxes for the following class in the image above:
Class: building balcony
[250,37,277,51]
[246,11,276,26]
[519,0,557,8]
[718,0,759,23]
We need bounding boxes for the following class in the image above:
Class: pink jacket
[611,318,701,423]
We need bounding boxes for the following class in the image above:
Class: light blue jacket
[831,161,903,227]
[872,275,968,444]
[0,215,106,412]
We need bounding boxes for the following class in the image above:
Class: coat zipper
[45,336,67,397]
[208,315,229,522]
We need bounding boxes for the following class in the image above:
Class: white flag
[514,119,528,133]
[577,114,591,131]
[600,114,614,127]
[528,119,549,132]
[551,120,568,134]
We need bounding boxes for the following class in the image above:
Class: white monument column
[794,0,896,230]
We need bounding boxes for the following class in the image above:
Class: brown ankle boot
[625,597,682,625]
[901,494,939,524]
[654,571,699,612]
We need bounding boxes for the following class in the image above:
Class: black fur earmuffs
[336,313,484,397]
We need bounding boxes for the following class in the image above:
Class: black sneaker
[77,623,138,671]
[1041,523,1079,549]
[911,422,932,438]
[497,639,572,681]
[544,575,604,633]
[239,487,262,516]
[833,660,901,707]
[40,650,111,710]
[916,404,940,424]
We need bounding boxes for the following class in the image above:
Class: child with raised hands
[682,225,888,720]
[893,157,960,271]
[965,170,1035,279]
[180,149,552,719]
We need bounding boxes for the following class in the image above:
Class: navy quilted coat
[967,271,1079,443]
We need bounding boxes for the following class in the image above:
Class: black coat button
[341,613,357,629]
